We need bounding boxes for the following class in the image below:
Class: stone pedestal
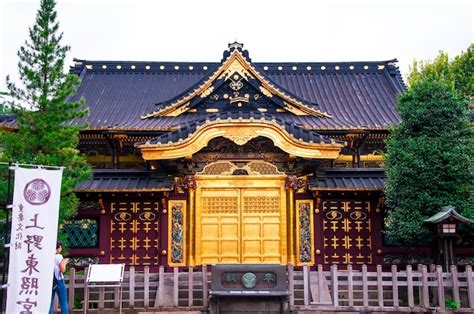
[208,296,289,314]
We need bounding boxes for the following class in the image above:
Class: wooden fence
[54,264,474,313]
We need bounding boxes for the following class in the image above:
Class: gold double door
[195,177,287,265]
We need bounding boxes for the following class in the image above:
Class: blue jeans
[49,279,68,314]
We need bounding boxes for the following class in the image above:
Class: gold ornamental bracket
[138,118,343,160]
[140,47,331,119]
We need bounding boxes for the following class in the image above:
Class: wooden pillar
[288,187,295,264]
[202,265,209,308]
[188,188,196,266]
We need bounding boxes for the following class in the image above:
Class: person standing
[49,241,69,314]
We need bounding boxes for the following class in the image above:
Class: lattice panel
[321,200,373,265]
[198,160,283,175]
[202,197,238,214]
[247,161,283,175]
[110,201,160,266]
[243,196,280,213]
[199,161,234,175]
[64,219,98,248]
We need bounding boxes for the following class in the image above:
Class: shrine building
[62,43,405,268]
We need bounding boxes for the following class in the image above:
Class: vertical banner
[7,166,63,314]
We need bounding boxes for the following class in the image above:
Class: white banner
[7,166,63,314]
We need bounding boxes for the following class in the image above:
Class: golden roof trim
[140,50,331,119]
[138,118,343,160]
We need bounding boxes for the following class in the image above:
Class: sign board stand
[84,264,125,314]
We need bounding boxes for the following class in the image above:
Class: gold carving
[350,210,367,220]
[229,75,244,90]
[138,120,343,160]
[283,101,307,116]
[143,237,151,250]
[195,181,287,265]
[259,86,273,98]
[224,134,258,145]
[140,48,331,118]
[200,86,214,98]
[322,200,373,265]
[247,161,284,175]
[202,197,238,214]
[118,222,127,233]
[243,196,279,213]
[168,200,187,266]
[219,58,254,81]
[199,161,234,175]
[139,211,156,221]
[118,237,126,250]
[295,200,314,265]
[197,160,284,176]
[342,219,352,232]
[326,210,342,220]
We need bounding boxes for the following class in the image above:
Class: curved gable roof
[66,43,404,131]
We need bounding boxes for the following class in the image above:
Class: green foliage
[408,44,473,99]
[445,298,460,310]
[0,0,91,239]
[384,78,473,245]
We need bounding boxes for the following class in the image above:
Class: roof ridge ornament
[140,43,331,119]
[228,41,244,50]
[223,41,251,62]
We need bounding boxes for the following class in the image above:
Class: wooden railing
[301,264,474,312]
[52,264,474,313]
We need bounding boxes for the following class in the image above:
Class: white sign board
[7,166,63,314]
[87,264,125,284]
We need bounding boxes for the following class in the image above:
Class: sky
[0,0,472,90]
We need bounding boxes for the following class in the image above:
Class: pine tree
[1,0,91,229]
[384,78,473,245]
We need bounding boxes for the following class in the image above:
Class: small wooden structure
[425,205,474,270]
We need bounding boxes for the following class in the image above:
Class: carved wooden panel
[197,188,283,264]
[241,190,281,263]
[200,190,240,264]
[320,200,373,265]
[168,200,187,266]
[110,201,160,266]
[296,200,314,265]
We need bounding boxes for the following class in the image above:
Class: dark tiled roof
[143,111,345,146]
[64,57,404,131]
[0,114,17,129]
[308,168,385,190]
[75,169,173,192]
